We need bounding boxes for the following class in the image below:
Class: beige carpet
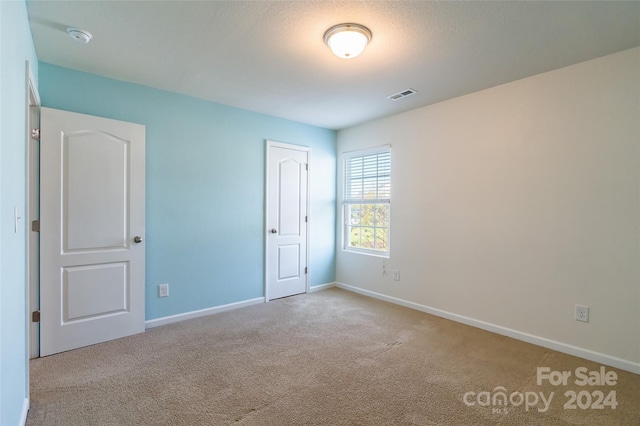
[27,288,639,425]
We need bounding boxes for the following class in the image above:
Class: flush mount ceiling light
[323,23,372,59]
[66,27,92,44]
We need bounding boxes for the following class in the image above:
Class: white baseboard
[145,297,265,329]
[335,282,640,375]
[145,284,338,328]
[19,398,29,426]
[309,282,336,293]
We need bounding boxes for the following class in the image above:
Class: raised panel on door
[278,159,302,237]
[278,244,301,280]
[63,131,129,251]
[62,262,129,322]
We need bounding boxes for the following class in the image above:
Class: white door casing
[40,107,145,356]
[27,73,40,359]
[265,141,309,301]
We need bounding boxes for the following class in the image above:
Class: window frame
[341,146,391,257]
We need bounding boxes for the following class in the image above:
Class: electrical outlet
[575,304,589,322]
[159,283,169,298]
[393,270,400,281]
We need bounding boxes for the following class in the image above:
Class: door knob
[270,229,277,234]
[133,236,143,243]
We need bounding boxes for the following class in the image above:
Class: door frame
[26,61,41,361]
[264,140,311,301]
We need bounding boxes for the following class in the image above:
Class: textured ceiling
[27,1,640,130]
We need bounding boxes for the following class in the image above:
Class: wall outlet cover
[159,283,169,298]
[575,304,589,322]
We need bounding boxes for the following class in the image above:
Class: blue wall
[38,63,336,321]
[0,1,38,424]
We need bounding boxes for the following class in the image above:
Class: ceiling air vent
[387,88,418,101]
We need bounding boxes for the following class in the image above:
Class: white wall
[336,48,640,371]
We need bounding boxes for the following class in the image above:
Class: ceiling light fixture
[323,23,372,59]
[66,27,93,44]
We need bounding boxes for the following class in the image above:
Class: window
[342,146,391,256]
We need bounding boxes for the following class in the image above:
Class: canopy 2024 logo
[463,366,618,414]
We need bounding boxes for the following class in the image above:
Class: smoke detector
[66,27,92,44]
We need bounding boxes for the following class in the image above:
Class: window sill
[342,248,390,259]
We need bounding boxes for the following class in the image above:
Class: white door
[40,107,145,356]
[266,141,309,300]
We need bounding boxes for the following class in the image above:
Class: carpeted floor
[27,288,639,425]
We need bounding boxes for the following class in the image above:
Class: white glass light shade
[324,23,372,59]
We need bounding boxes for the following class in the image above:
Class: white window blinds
[344,148,391,204]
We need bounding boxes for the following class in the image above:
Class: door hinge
[31,128,40,141]
[32,220,40,232]
[32,311,40,323]
[304,267,308,274]
[305,164,308,171]
[305,216,308,223]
